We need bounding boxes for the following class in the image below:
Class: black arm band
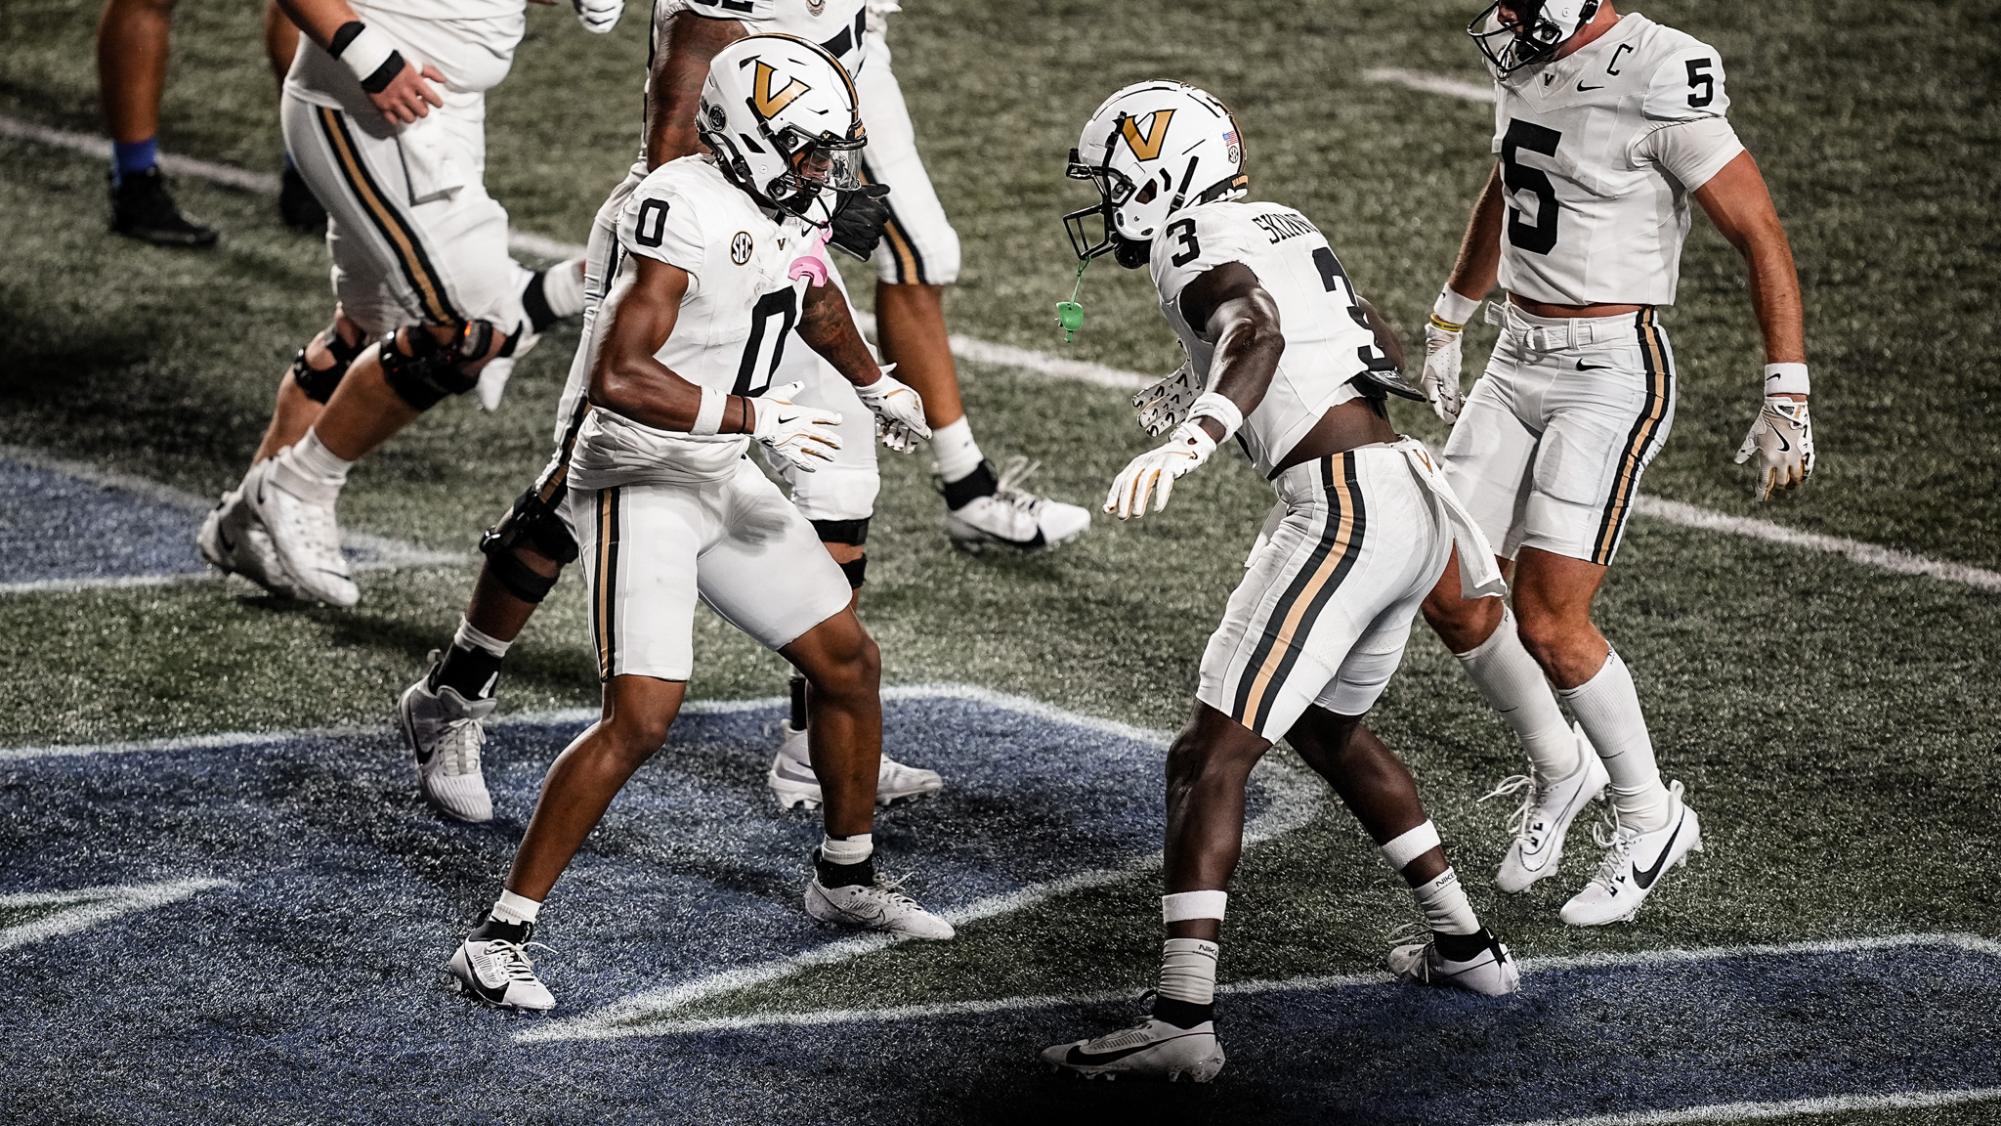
[359,52,407,95]
[328,21,366,58]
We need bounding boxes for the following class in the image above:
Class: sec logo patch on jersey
[731,231,754,265]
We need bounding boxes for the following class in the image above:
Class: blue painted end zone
[0,456,211,583]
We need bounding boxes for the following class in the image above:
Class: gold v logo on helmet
[751,60,811,118]
[1119,109,1175,161]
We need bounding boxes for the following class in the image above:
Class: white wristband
[1161,890,1228,923]
[1187,392,1243,442]
[691,387,727,436]
[1763,362,1810,396]
[1431,287,1481,331]
[336,24,399,88]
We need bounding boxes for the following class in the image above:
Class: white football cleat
[1387,925,1522,996]
[241,454,358,607]
[1485,723,1610,894]
[1040,1017,1226,1082]
[197,486,298,597]
[804,871,955,940]
[943,457,1090,553]
[766,723,945,810]
[444,921,555,1012]
[400,658,497,823]
[1561,781,1703,927]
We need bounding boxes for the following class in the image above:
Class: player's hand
[368,60,447,126]
[571,0,624,32]
[1422,321,1465,425]
[1733,394,1815,501]
[853,365,931,452]
[828,184,892,261]
[748,381,843,473]
[1104,420,1217,521]
[1132,359,1202,437]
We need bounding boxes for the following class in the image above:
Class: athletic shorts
[1441,303,1677,566]
[1198,441,1454,741]
[572,458,853,682]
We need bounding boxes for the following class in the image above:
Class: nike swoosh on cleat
[1631,812,1686,890]
[1065,1034,1203,1067]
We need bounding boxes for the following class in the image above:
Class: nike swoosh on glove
[572,0,624,33]
[1104,420,1217,521]
[748,381,843,473]
[853,365,931,453]
[829,184,892,261]
[1733,395,1815,501]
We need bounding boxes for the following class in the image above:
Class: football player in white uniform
[194,0,602,607]
[396,0,945,823]
[1037,83,1519,1082]
[1418,1,1811,925]
[445,36,952,1012]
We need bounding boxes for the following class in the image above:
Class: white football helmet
[1468,0,1602,75]
[697,34,865,219]
[1064,81,1247,269]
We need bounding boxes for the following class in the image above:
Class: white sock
[539,256,588,320]
[284,430,353,488]
[1413,868,1480,936]
[819,833,873,866]
[454,616,512,659]
[1156,937,1219,1006]
[929,417,983,483]
[492,889,541,926]
[1454,608,1581,780]
[1559,649,1671,831]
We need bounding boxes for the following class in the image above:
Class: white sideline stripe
[5,111,1996,595]
[526,931,2001,1038]
[0,877,234,952]
[514,687,1323,1046]
[1498,1086,2001,1126]
[0,444,463,597]
[1365,66,1495,104]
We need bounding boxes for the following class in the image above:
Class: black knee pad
[810,516,871,547]
[837,555,867,589]
[289,323,367,403]
[478,484,578,603]
[380,319,507,410]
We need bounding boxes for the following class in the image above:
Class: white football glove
[1422,320,1465,425]
[852,365,931,453]
[1104,420,1217,521]
[1733,395,1815,501]
[572,0,624,33]
[747,381,842,473]
[1131,359,1203,437]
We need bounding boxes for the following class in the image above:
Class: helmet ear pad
[1112,237,1151,270]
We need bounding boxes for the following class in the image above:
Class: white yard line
[1497,1086,2001,1126]
[0,877,235,952]
[1364,65,1496,104]
[4,113,1995,594]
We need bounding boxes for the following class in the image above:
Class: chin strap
[1056,259,1090,343]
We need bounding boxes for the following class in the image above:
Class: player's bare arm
[645,9,748,168]
[1177,262,1286,443]
[797,280,932,451]
[274,0,444,126]
[1696,150,1815,499]
[1423,166,1508,422]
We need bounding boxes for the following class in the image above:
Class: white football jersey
[1491,13,1744,306]
[1149,200,1392,479]
[645,0,871,160]
[567,156,818,489]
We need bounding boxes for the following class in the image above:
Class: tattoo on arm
[796,283,882,387]
[645,11,748,169]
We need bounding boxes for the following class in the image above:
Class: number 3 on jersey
[1501,120,1564,255]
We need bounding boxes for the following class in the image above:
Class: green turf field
[1,1,1998,1122]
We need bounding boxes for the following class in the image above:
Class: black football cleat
[109,168,218,248]
[278,164,328,233]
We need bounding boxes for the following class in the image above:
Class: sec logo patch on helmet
[730,231,754,265]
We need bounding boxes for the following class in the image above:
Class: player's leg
[96,0,214,246]
[1424,338,1603,891]
[697,462,951,940]
[853,23,1088,552]
[1515,310,1698,925]
[446,483,697,1010]
[262,0,323,233]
